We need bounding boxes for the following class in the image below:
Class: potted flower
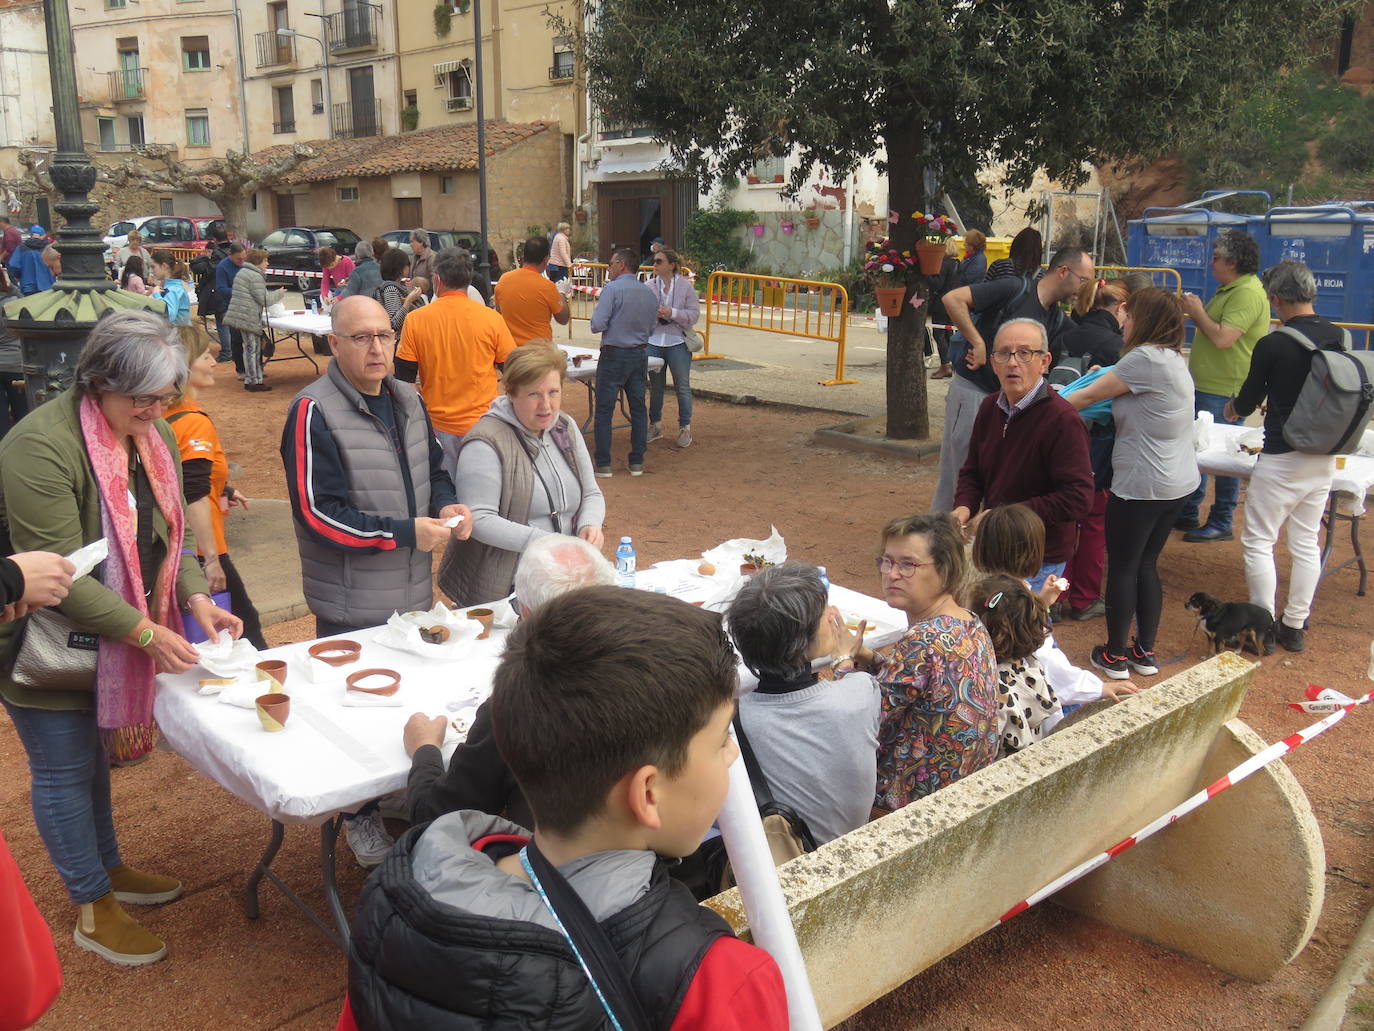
[910,211,958,274]
[863,237,918,317]
[780,218,796,234]
[750,223,765,237]
[803,206,821,230]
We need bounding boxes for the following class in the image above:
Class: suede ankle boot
[74,893,167,966]
[108,863,183,905]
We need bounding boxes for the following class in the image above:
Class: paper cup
[255,692,290,732]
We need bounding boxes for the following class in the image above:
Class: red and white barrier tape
[992,685,1374,929]
[267,268,324,281]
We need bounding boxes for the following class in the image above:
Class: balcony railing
[445,96,472,111]
[254,31,295,68]
[549,62,574,81]
[106,67,146,102]
[324,7,379,53]
[332,100,379,139]
[597,119,655,145]
[272,120,296,134]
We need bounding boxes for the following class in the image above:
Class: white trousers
[1242,450,1335,629]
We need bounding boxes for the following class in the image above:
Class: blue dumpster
[1262,205,1374,327]
[1126,207,1266,304]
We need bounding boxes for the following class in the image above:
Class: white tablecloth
[557,342,664,382]
[154,570,906,826]
[267,311,333,336]
[1196,422,1374,514]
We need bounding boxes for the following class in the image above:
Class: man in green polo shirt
[1177,229,1269,542]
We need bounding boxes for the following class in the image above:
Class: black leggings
[1104,492,1189,653]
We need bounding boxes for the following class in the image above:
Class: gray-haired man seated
[401,533,616,825]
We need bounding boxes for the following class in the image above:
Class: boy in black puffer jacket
[340,587,789,1031]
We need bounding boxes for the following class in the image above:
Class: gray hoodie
[456,394,604,553]
[412,810,655,927]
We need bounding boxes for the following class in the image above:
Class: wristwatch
[137,627,155,648]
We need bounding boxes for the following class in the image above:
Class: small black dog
[1184,592,1275,656]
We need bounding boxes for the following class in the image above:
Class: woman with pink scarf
[0,310,240,968]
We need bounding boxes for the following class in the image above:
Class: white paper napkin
[195,631,262,678]
[702,527,787,572]
[67,539,108,581]
[341,688,404,708]
[372,602,481,659]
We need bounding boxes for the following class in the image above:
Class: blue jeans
[3,700,121,903]
[1180,390,1241,530]
[1028,561,1066,595]
[647,342,692,427]
[593,346,648,468]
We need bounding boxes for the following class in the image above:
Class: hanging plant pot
[574,207,588,224]
[804,215,821,230]
[751,224,765,237]
[874,286,906,317]
[780,220,795,234]
[915,241,946,275]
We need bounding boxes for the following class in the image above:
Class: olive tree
[578,0,1358,437]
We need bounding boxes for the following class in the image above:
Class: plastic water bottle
[615,537,636,588]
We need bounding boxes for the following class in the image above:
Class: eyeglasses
[876,556,937,578]
[989,348,1046,364]
[338,331,396,348]
[1065,268,1094,285]
[128,391,182,409]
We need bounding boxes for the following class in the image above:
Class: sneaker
[595,466,612,479]
[107,864,183,905]
[1066,599,1107,621]
[629,464,644,476]
[1276,622,1306,653]
[244,382,273,393]
[647,422,663,443]
[677,425,693,448]
[1127,640,1159,676]
[1182,524,1232,543]
[344,810,394,869]
[1091,645,1130,681]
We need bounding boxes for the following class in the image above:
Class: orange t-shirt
[163,398,229,556]
[494,265,564,346]
[396,291,517,435]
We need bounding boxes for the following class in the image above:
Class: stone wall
[704,653,1324,1028]
[487,128,567,264]
[731,210,857,275]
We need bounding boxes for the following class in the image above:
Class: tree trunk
[218,193,251,240]
[883,122,929,440]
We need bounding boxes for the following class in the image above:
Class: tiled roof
[258,121,554,185]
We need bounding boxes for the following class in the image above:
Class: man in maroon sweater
[951,318,1094,590]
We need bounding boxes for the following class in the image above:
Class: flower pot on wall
[874,286,906,317]
[751,224,765,237]
[574,207,588,224]
[804,215,821,230]
[780,221,795,234]
[747,175,761,185]
[915,241,946,275]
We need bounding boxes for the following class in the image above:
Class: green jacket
[0,389,209,710]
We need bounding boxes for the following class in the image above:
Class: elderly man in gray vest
[281,295,474,868]
[281,295,473,640]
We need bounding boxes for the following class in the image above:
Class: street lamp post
[2,0,163,407]
[473,0,490,278]
[278,27,332,140]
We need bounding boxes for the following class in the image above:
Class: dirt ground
[4,352,1373,1031]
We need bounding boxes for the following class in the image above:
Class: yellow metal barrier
[164,246,204,265]
[1095,264,1183,292]
[1270,319,1374,350]
[566,262,695,336]
[702,271,854,385]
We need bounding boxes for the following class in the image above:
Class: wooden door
[396,197,422,228]
[275,193,296,228]
[606,198,642,261]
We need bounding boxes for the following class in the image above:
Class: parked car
[104,215,227,269]
[258,226,362,285]
[379,229,501,279]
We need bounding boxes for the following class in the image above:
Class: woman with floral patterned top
[850,513,998,811]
